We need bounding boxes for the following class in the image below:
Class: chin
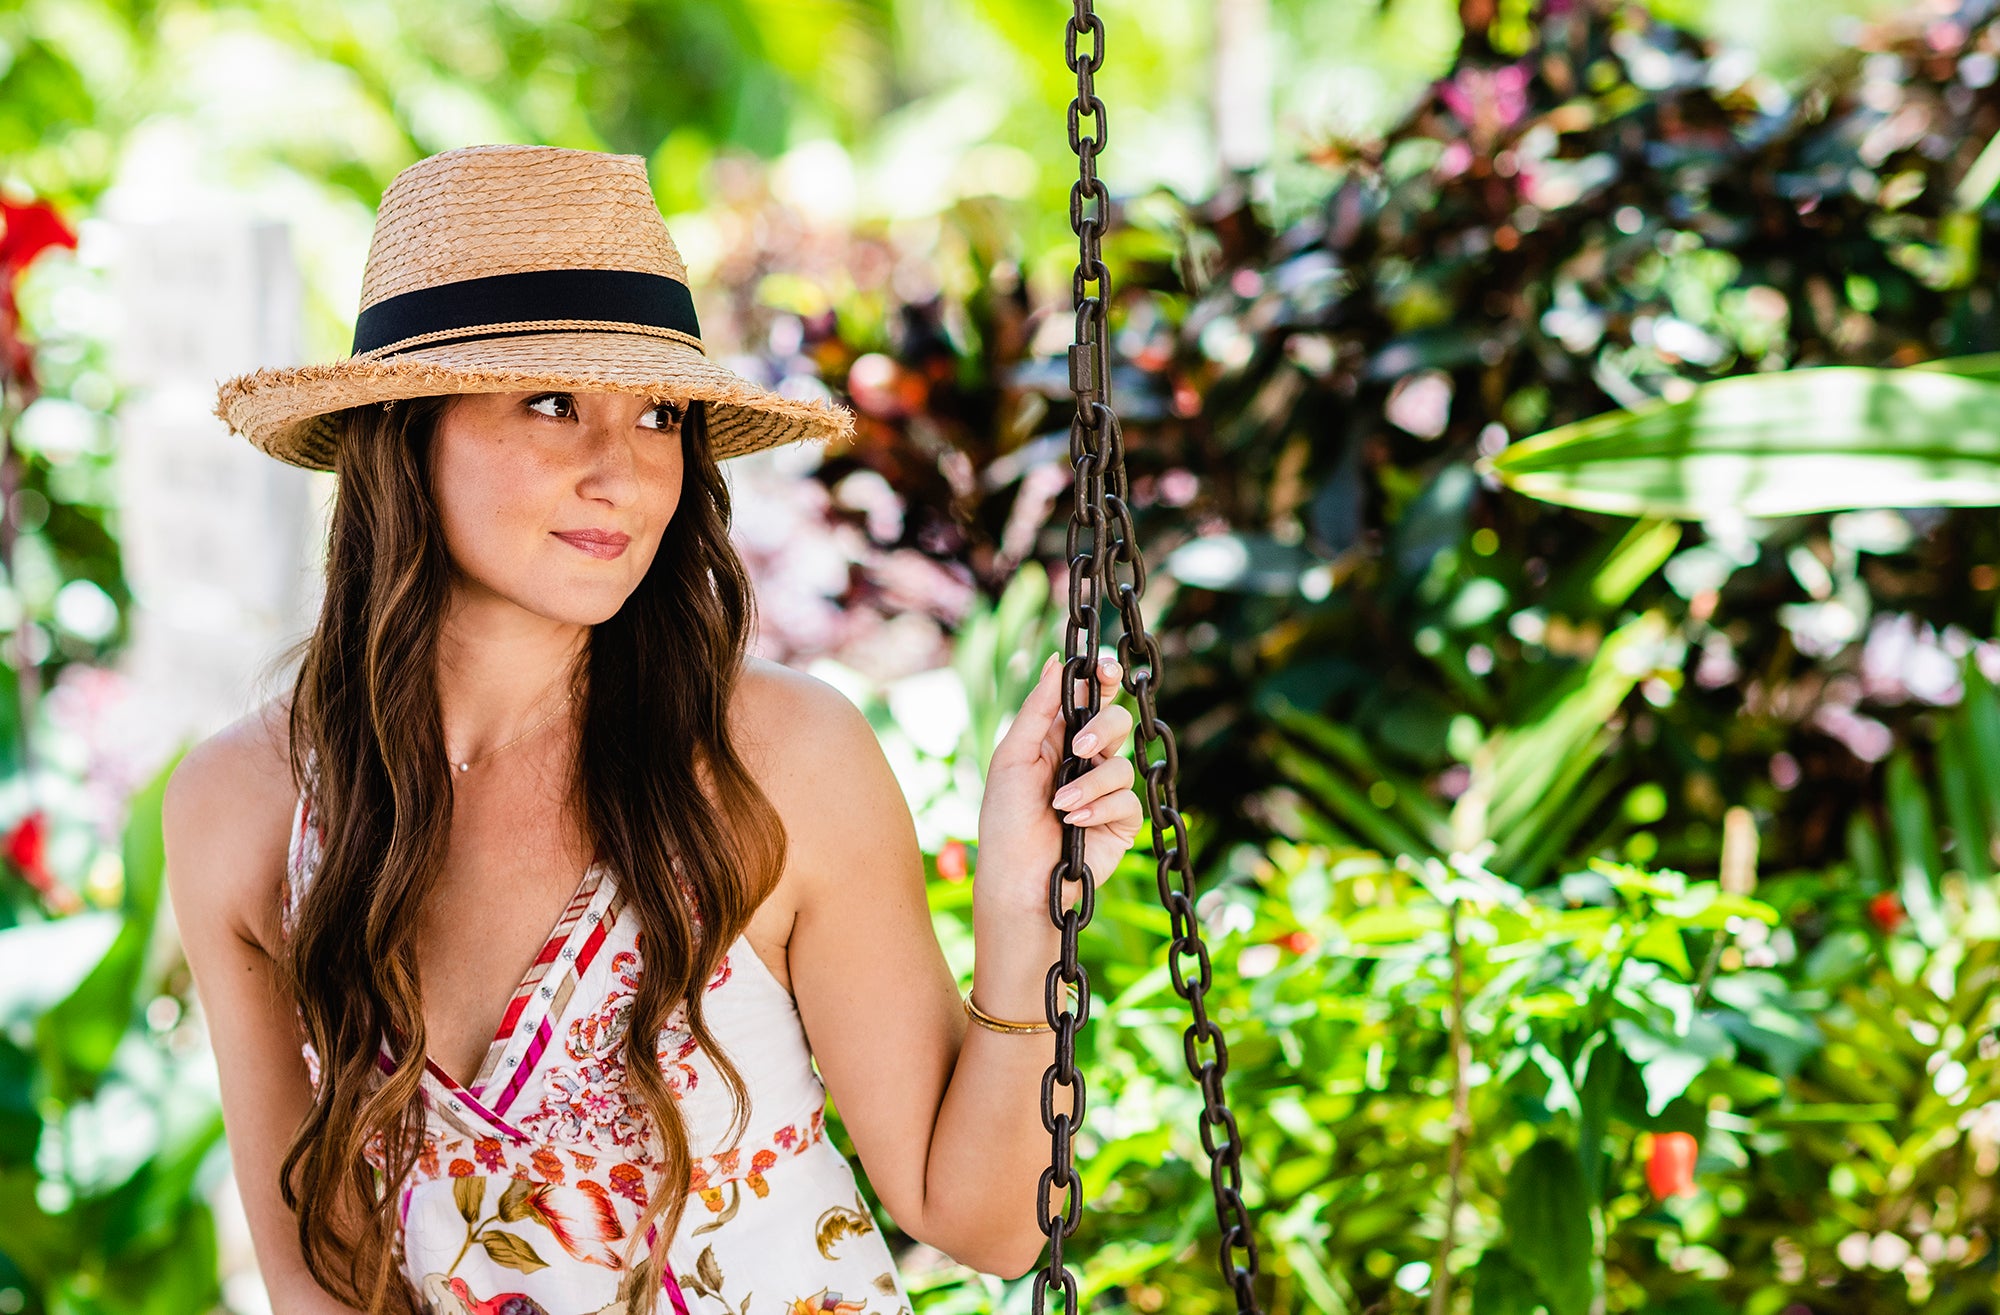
[516,579,636,627]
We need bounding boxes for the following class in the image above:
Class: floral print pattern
[284,777,916,1315]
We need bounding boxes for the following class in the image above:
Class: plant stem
[0,371,33,773]
[1430,898,1472,1315]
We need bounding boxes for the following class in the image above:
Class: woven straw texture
[212,143,853,469]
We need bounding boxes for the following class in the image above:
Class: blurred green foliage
[790,0,2000,1309]
[13,0,2000,1312]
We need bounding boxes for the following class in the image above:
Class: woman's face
[428,389,686,626]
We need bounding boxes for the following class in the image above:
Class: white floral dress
[281,783,918,1315]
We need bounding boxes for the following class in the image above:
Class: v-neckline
[393,855,608,1100]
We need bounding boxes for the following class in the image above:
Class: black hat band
[351,267,702,357]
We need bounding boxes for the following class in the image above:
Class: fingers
[1050,754,1136,823]
[997,650,1072,766]
[1059,785,1142,830]
[1069,702,1133,758]
[1057,653,1127,753]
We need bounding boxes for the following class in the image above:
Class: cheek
[641,445,687,523]
[431,432,555,565]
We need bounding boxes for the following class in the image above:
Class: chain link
[1037,2,1265,1311]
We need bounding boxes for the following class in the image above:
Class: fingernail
[1052,787,1080,808]
[1072,732,1098,754]
[1066,808,1092,824]
[1043,652,1060,675]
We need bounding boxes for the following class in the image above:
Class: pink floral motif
[566,995,632,1061]
[520,1060,651,1149]
[473,1137,504,1172]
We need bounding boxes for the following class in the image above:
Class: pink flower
[1436,63,1531,148]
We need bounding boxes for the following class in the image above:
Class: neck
[435,587,588,766]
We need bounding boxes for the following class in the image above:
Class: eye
[639,399,685,431]
[526,392,574,419]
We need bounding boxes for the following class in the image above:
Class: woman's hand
[974,650,1142,919]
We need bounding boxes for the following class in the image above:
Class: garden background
[3,0,1999,1311]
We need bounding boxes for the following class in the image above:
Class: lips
[552,529,631,560]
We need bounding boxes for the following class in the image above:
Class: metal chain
[1038,3,1265,1312]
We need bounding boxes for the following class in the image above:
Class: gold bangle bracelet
[962,988,1073,1034]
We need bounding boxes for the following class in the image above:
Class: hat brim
[213,330,854,470]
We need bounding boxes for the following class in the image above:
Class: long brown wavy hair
[274,394,784,1312]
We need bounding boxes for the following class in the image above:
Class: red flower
[473,1137,504,1172]
[5,809,77,914]
[521,1179,626,1268]
[936,840,969,882]
[447,1158,475,1177]
[1646,1131,1699,1201]
[1271,930,1316,955]
[1868,891,1905,932]
[0,198,78,393]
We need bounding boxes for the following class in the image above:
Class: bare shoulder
[729,656,905,882]
[161,695,299,959]
[731,656,868,748]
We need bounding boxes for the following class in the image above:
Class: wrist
[970,933,1074,1023]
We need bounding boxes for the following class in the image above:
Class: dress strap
[280,746,324,943]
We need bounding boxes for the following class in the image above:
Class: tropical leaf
[1499,1138,1597,1315]
[454,1175,483,1224]
[476,1228,550,1274]
[813,1198,877,1259]
[1483,367,2000,518]
[498,1176,532,1223]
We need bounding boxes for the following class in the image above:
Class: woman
[165,144,1142,1315]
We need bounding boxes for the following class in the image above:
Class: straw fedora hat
[213,142,854,469]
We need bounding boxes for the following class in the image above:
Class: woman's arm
[162,705,370,1315]
[747,660,1134,1280]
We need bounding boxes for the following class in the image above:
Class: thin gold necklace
[447,690,573,774]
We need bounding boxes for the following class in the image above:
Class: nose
[576,410,642,504]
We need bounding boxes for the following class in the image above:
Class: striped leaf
[1482,366,2000,519]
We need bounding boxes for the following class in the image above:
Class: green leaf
[1589,518,1683,609]
[1886,750,1948,945]
[1475,612,1666,850]
[1471,1246,1547,1315]
[454,1175,483,1223]
[477,1228,550,1273]
[1959,656,2000,836]
[1483,367,2000,518]
[1632,920,1692,976]
[1934,716,1990,882]
[1499,1138,1597,1315]
[0,915,121,1026]
[1612,1016,1734,1116]
[36,754,181,1098]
